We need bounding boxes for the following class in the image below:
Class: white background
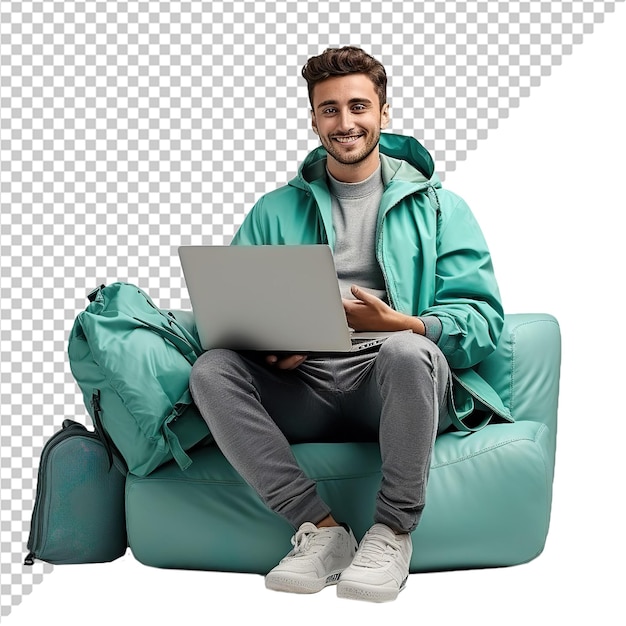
[6,6,626,625]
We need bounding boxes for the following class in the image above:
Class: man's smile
[333,134,364,144]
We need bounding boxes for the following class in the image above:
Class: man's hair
[301,46,387,109]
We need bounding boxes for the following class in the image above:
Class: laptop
[178,245,408,353]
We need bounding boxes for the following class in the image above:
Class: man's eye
[323,108,337,114]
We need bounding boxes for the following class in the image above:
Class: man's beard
[322,130,381,166]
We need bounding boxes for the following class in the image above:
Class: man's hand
[265,354,308,370]
[343,285,425,334]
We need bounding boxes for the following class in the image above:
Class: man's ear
[381,103,390,130]
[311,110,319,135]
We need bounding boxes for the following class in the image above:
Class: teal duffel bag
[68,283,212,477]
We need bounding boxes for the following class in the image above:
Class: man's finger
[276,355,307,370]
[351,285,378,304]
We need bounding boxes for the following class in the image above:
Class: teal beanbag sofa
[125,313,561,574]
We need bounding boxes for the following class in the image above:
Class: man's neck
[326,163,382,198]
[326,150,381,183]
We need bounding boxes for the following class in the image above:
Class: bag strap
[166,311,203,355]
[162,392,197,471]
[138,288,203,355]
[132,317,199,365]
[91,391,129,473]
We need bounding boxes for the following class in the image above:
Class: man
[189,46,504,602]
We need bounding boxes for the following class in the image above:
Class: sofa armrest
[477,313,561,435]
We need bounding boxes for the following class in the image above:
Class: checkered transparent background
[1,0,623,619]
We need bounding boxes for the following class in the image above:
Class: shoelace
[291,525,332,557]
[352,530,400,568]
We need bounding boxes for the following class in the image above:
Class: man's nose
[336,109,355,132]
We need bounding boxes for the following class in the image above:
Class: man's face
[311,73,389,181]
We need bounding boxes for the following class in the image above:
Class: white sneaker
[337,523,412,603]
[265,522,358,594]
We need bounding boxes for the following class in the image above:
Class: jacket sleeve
[420,193,504,369]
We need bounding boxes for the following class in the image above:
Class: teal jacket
[232,132,511,425]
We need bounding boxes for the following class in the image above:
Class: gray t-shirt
[327,164,387,302]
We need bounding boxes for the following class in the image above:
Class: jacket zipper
[376,227,394,309]
[374,182,435,310]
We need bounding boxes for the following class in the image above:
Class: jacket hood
[290,132,440,191]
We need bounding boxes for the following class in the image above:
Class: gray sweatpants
[189,332,451,533]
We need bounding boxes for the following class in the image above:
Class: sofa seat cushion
[125,418,554,574]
